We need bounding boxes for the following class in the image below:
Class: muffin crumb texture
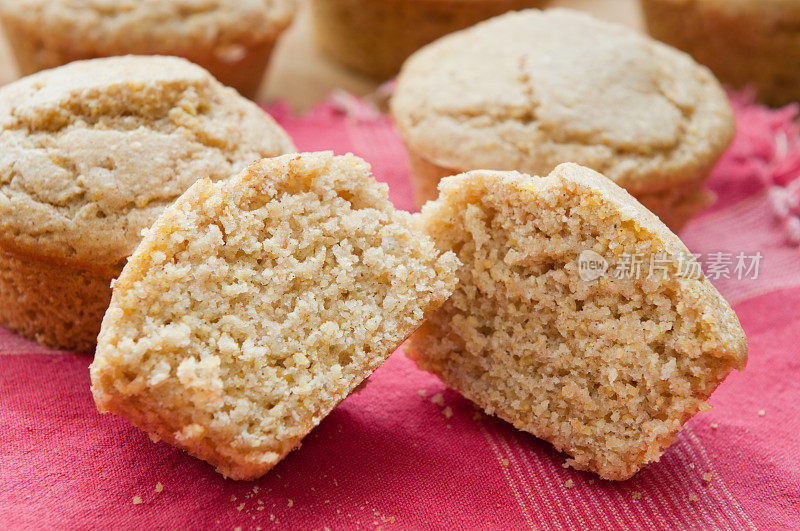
[90,152,459,480]
[407,163,747,480]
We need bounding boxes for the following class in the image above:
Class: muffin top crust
[0,0,297,50]
[0,55,295,267]
[392,8,734,193]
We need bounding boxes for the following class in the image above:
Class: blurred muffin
[391,9,735,232]
[0,0,297,99]
[0,55,295,351]
[310,0,549,81]
[642,0,800,106]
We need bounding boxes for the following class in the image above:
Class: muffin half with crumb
[407,163,747,480]
[90,152,460,480]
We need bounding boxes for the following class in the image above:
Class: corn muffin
[0,0,297,99]
[391,8,735,232]
[642,0,800,107]
[406,163,747,480]
[310,0,549,81]
[0,55,295,352]
[90,152,460,480]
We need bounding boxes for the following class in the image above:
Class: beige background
[0,0,643,110]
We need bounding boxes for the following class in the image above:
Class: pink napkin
[1,94,799,529]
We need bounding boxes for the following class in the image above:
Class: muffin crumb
[407,163,747,480]
[90,152,458,480]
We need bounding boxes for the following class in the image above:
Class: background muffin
[310,0,550,81]
[641,0,800,107]
[0,0,297,99]
[0,55,295,352]
[391,8,735,232]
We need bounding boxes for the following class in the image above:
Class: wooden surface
[0,0,643,111]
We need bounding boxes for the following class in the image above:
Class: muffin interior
[409,168,744,479]
[92,153,458,478]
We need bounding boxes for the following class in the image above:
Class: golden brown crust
[635,184,714,234]
[1,26,281,99]
[0,247,118,352]
[0,55,295,265]
[311,0,549,80]
[392,8,734,192]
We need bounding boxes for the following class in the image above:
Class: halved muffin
[90,152,459,480]
[407,163,747,480]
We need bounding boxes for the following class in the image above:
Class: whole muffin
[391,9,735,232]
[0,55,295,352]
[642,0,800,107]
[311,0,549,81]
[0,0,297,99]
